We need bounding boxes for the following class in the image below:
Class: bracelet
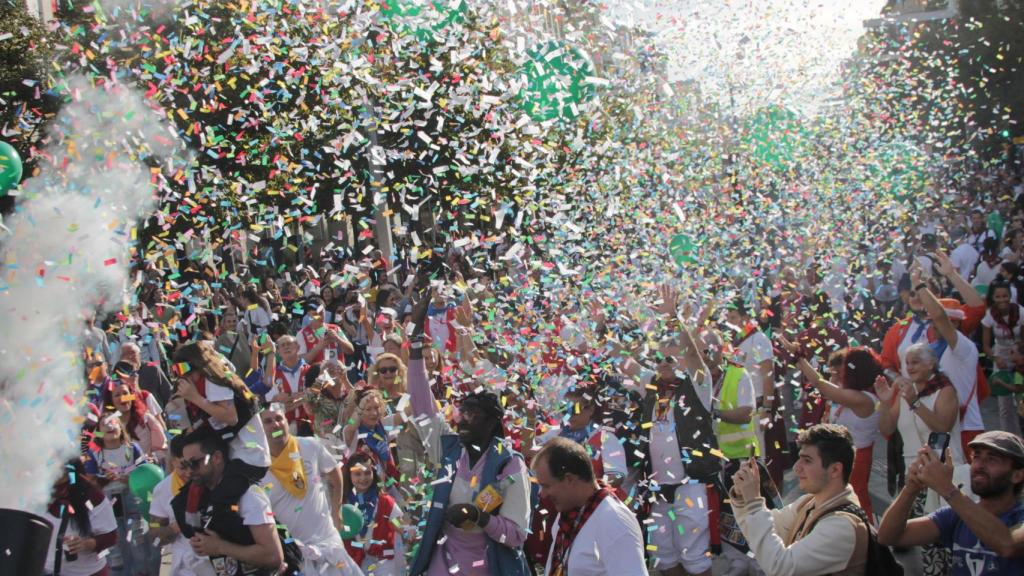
[908,399,920,411]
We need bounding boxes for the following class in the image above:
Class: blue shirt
[929,501,1024,576]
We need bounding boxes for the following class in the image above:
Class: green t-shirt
[989,370,1022,397]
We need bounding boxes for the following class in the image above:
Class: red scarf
[549,484,615,576]
[185,374,209,426]
[991,304,1020,335]
[917,371,954,400]
[731,321,759,348]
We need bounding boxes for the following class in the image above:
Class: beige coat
[733,484,868,576]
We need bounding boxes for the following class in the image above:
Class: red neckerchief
[731,322,759,348]
[185,373,208,425]
[549,483,615,576]
[917,371,953,399]
[654,374,680,399]
[991,304,1020,335]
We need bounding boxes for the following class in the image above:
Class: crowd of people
[43,171,1024,576]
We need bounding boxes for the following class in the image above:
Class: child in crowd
[341,449,404,576]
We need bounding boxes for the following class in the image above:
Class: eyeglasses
[377,366,398,375]
[180,456,208,470]
[649,355,675,365]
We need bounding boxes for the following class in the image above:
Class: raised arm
[261,338,277,392]
[453,299,479,366]
[873,375,900,438]
[913,265,959,349]
[778,335,874,419]
[407,286,438,417]
[933,250,984,307]
[653,284,709,384]
[877,456,938,547]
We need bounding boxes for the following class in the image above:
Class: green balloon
[380,0,466,41]
[867,140,929,201]
[339,503,364,539]
[128,463,165,519]
[669,234,696,265]
[741,106,810,172]
[518,41,596,121]
[0,141,23,195]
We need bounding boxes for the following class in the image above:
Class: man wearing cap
[406,288,532,576]
[878,431,1024,575]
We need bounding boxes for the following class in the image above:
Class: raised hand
[873,374,898,405]
[454,299,473,329]
[776,333,799,355]
[653,284,680,317]
[932,250,955,277]
[409,285,434,335]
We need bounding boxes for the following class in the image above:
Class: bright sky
[604,0,888,117]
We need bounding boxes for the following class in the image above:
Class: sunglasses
[650,354,676,365]
[180,455,208,470]
[377,366,398,375]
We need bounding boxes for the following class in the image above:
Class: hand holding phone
[927,432,951,463]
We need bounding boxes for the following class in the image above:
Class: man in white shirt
[949,227,981,280]
[619,286,715,576]
[967,209,997,254]
[533,437,647,576]
[174,432,284,576]
[259,407,362,575]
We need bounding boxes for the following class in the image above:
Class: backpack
[806,502,904,576]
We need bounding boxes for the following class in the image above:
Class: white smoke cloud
[0,75,188,513]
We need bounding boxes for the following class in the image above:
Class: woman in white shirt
[981,281,1024,435]
[875,342,963,576]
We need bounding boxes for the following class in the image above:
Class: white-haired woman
[875,342,964,576]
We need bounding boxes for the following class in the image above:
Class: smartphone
[927,431,951,463]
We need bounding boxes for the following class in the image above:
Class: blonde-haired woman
[367,352,407,400]
[365,354,427,482]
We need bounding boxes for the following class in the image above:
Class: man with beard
[173,431,284,576]
[878,431,1024,575]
